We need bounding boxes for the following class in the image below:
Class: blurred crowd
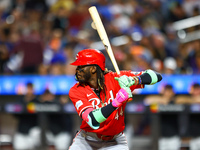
[0,0,200,76]
[143,82,200,150]
[0,1,200,150]
[13,82,73,150]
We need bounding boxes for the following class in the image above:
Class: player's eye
[76,66,86,72]
[76,68,84,72]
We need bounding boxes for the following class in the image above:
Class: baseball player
[69,49,162,150]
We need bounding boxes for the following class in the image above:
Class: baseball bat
[88,6,120,75]
[89,6,133,102]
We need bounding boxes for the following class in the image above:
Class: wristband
[138,76,142,84]
[132,76,139,85]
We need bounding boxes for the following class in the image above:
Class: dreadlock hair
[95,65,110,88]
[95,65,110,101]
[96,65,105,90]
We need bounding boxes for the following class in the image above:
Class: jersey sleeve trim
[79,105,94,117]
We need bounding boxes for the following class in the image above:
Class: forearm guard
[82,103,117,129]
[139,69,162,85]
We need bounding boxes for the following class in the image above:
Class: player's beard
[75,69,91,84]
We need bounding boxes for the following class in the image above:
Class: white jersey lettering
[89,90,114,108]
[89,98,100,109]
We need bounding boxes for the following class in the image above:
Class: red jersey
[69,71,144,136]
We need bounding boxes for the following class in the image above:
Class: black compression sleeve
[88,103,117,126]
[139,71,162,84]
[101,103,117,118]
[139,73,151,84]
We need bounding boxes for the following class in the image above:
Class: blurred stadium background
[0,0,200,150]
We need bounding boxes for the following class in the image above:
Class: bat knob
[127,98,133,102]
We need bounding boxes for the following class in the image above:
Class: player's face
[75,65,92,83]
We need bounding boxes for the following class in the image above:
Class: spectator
[188,83,200,150]
[48,63,64,75]
[163,57,178,74]
[37,63,49,75]
[62,43,76,75]
[149,33,167,61]
[183,0,200,17]
[130,45,153,72]
[167,1,187,22]
[165,25,180,58]
[29,89,73,150]
[10,29,44,74]
[0,43,9,74]
[177,83,200,150]
[186,41,200,74]
[191,51,200,74]
[145,84,181,150]
[175,82,200,150]
[0,0,200,75]
[13,82,39,150]
[43,28,67,65]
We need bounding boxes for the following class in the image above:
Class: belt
[96,133,115,141]
[81,130,121,141]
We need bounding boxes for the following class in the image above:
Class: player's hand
[123,86,132,98]
[112,88,129,107]
[115,75,135,88]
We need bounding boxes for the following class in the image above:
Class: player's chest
[85,87,117,109]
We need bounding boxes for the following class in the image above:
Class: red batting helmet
[70,49,106,71]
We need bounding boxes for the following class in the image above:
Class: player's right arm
[115,69,162,88]
[81,88,129,129]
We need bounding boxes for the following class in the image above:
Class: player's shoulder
[105,71,115,76]
[69,83,80,94]
[69,83,88,94]
[104,71,119,79]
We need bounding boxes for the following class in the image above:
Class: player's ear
[91,66,97,74]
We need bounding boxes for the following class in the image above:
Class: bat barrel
[89,6,120,75]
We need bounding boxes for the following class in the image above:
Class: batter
[69,49,162,150]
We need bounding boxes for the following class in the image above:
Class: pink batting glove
[112,88,129,107]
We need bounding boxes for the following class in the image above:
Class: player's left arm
[82,88,129,129]
[81,103,117,129]
[115,69,162,88]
